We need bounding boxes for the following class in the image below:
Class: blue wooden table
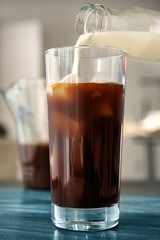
[0,187,160,240]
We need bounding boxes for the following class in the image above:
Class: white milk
[77,31,160,61]
[72,31,160,75]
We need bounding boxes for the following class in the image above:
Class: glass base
[51,203,119,231]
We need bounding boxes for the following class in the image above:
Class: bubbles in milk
[90,72,112,83]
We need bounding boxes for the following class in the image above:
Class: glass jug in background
[75,4,160,62]
[0,78,50,189]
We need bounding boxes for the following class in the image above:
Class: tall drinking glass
[45,45,126,231]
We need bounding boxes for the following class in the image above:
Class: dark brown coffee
[18,143,50,189]
[48,82,125,208]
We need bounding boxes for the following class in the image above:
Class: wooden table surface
[0,187,160,240]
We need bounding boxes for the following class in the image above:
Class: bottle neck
[75,4,108,36]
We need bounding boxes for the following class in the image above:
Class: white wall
[0,19,43,139]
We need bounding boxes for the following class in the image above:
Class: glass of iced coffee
[45,45,126,231]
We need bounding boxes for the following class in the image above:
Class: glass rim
[45,44,127,58]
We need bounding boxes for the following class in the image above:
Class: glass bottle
[75,4,160,62]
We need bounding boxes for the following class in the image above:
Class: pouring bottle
[75,4,160,62]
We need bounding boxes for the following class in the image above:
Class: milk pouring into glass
[45,4,160,231]
[75,4,160,62]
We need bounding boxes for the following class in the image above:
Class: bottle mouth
[75,4,109,37]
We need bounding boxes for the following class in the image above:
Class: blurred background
[0,0,160,196]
